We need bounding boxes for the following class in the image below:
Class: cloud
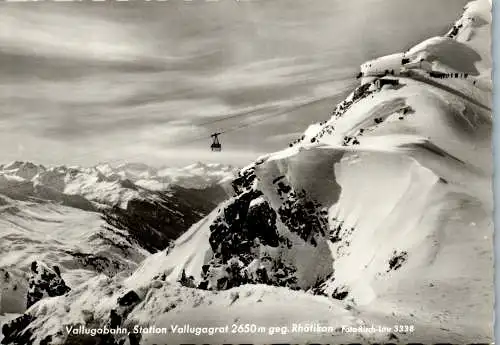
[0,6,155,63]
[0,0,469,168]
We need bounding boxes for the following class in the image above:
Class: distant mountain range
[0,161,234,316]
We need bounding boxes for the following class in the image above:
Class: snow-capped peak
[0,160,236,207]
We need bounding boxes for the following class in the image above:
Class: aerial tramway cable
[164,93,337,151]
[58,88,343,166]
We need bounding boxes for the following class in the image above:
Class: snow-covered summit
[0,161,236,209]
[153,162,238,190]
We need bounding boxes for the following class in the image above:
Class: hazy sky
[0,0,467,167]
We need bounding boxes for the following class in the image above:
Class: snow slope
[1,1,492,344]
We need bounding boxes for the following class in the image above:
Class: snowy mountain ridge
[1,1,493,344]
[0,160,236,209]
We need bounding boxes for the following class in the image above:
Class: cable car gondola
[210,132,222,151]
[198,97,334,153]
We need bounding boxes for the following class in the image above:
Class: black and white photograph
[0,0,493,344]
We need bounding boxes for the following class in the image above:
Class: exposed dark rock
[352,83,372,102]
[209,189,279,264]
[128,332,141,345]
[387,250,408,272]
[278,189,328,246]
[178,269,196,288]
[272,175,286,184]
[27,261,70,308]
[216,276,230,290]
[198,281,209,290]
[276,182,292,197]
[199,182,303,290]
[232,168,257,196]
[255,267,269,284]
[52,266,61,277]
[448,25,460,38]
[401,105,414,115]
[199,170,331,291]
[309,276,330,296]
[331,286,349,300]
[117,290,140,307]
[329,218,346,243]
[109,309,122,328]
[39,335,52,345]
[1,314,35,345]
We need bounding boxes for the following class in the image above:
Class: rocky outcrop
[277,189,329,247]
[26,261,70,309]
[1,314,35,345]
[189,162,333,292]
[196,188,302,291]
